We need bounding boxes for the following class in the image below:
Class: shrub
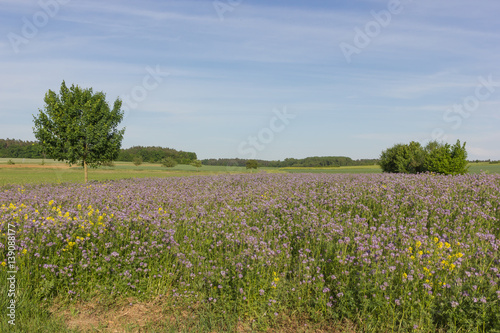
[102,161,115,167]
[190,160,202,170]
[246,160,258,170]
[379,141,425,174]
[380,140,468,175]
[424,140,468,175]
[133,156,143,166]
[7,159,15,165]
[161,157,177,168]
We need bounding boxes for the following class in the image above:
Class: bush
[190,160,202,170]
[161,157,177,168]
[7,159,15,165]
[102,161,115,167]
[133,156,143,166]
[380,140,468,175]
[379,141,425,174]
[246,160,258,170]
[424,140,468,175]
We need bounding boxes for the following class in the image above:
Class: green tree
[379,141,425,174]
[191,159,202,171]
[161,157,177,168]
[133,156,143,166]
[246,160,258,170]
[380,140,468,175]
[33,81,125,182]
[424,140,468,175]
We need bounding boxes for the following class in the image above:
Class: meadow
[1,172,499,332]
[1,158,499,186]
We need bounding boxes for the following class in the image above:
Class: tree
[379,141,425,174]
[246,160,258,170]
[161,157,177,168]
[133,156,143,166]
[191,159,202,171]
[33,81,125,182]
[380,140,468,175]
[424,140,468,175]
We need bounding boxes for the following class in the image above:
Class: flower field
[1,173,500,332]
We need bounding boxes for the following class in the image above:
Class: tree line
[118,146,197,164]
[0,139,197,164]
[0,139,43,158]
[202,156,379,168]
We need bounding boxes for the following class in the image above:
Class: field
[1,159,499,187]
[0,158,281,186]
[1,171,500,332]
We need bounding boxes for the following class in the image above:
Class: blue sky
[1,0,499,160]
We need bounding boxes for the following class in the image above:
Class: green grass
[0,158,280,186]
[2,159,499,186]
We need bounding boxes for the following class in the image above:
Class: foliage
[424,140,469,175]
[190,159,202,169]
[133,156,143,166]
[246,159,259,169]
[379,141,426,174]
[7,159,15,165]
[118,146,197,164]
[32,81,125,182]
[380,140,468,175]
[161,157,177,168]
[0,139,43,159]
[202,157,379,168]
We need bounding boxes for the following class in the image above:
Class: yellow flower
[449,264,456,271]
[438,242,443,249]
[1,262,6,267]
[444,242,451,249]
[434,237,439,243]
[416,241,422,248]
[48,200,54,206]
[418,251,423,256]
[22,249,27,254]
[407,247,413,253]
[456,252,463,258]
[402,273,407,279]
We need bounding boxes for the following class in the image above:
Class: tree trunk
[84,160,88,183]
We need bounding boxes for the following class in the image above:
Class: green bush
[246,160,258,170]
[133,156,143,166]
[380,140,468,175]
[161,157,177,168]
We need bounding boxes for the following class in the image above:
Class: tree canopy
[380,140,468,175]
[33,81,125,182]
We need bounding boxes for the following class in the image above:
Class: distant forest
[202,157,379,168]
[0,139,197,164]
[4,138,494,167]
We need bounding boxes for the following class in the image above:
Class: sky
[0,0,499,161]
